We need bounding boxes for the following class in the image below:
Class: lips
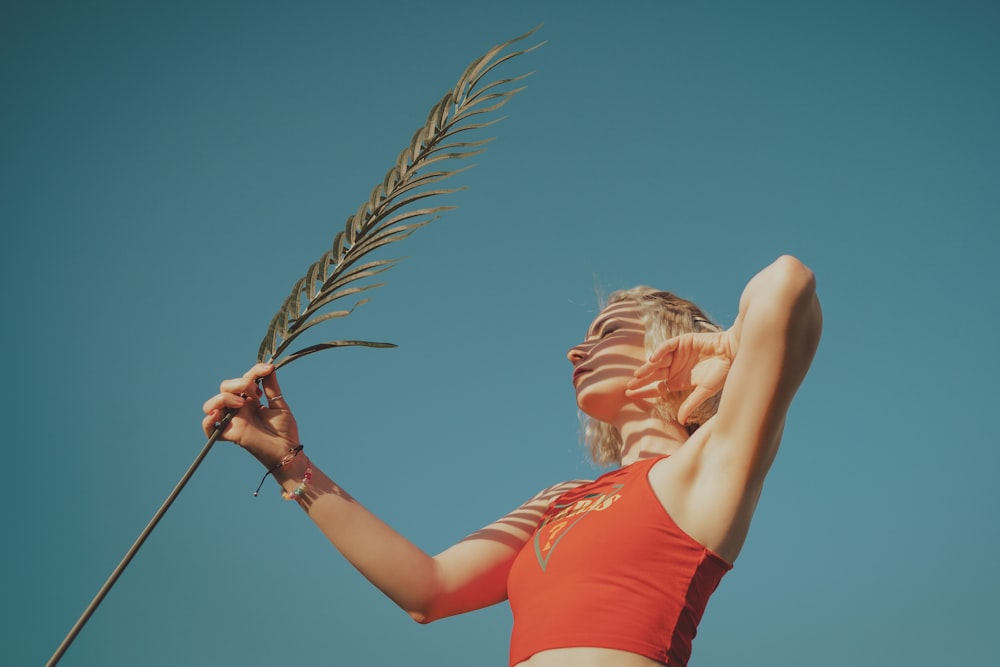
[572,367,590,383]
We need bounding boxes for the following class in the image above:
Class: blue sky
[3,1,998,665]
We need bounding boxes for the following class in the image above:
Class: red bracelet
[282,466,313,501]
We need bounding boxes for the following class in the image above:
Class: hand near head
[626,330,735,425]
[202,363,300,466]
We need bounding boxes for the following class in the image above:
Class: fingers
[647,336,683,364]
[626,381,716,424]
[218,378,261,403]
[242,362,275,384]
[201,409,230,438]
[627,347,676,399]
[202,391,252,415]
[630,352,674,387]
[218,363,273,397]
[215,363,279,408]
[200,392,248,440]
[624,380,663,399]
[677,385,717,425]
[201,412,216,437]
[201,363,277,439]
[260,370,288,409]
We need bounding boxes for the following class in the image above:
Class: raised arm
[628,256,822,561]
[709,255,822,477]
[696,256,822,559]
[202,366,571,623]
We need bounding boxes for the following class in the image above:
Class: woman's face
[567,302,648,422]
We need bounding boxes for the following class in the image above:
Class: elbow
[772,255,817,295]
[763,256,821,340]
[406,596,443,625]
[408,610,432,624]
[403,562,450,625]
[408,608,440,625]
[770,256,819,318]
[773,256,822,347]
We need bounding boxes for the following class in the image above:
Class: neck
[615,409,690,466]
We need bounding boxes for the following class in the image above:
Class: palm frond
[44,31,544,666]
[258,27,543,369]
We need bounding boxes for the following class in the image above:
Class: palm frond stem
[47,26,541,665]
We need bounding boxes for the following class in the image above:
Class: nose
[567,343,587,365]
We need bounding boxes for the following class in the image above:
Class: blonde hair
[583,287,723,467]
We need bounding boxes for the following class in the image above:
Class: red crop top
[506,456,732,667]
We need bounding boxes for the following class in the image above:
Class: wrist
[251,444,305,497]
[242,434,299,468]
[278,461,313,502]
[272,449,310,482]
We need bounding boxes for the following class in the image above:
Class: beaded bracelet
[252,445,304,497]
[281,466,313,501]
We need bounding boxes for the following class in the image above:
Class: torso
[506,454,732,667]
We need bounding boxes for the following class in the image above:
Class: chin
[576,394,621,424]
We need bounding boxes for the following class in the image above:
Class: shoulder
[494,479,592,529]
[533,479,591,505]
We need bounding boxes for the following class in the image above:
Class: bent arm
[664,256,821,562]
[711,254,823,479]
[203,365,569,625]
[273,458,575,623]
[274,458,441,620]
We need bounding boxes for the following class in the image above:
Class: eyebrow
[587,315,615,339]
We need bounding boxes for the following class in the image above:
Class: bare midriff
[515,647,666,667]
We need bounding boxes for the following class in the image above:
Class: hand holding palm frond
[259,26,542,369]
[47,28,541,666]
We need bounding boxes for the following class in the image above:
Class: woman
[202,254,822,666]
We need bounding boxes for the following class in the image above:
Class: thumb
[678,386,716,425]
